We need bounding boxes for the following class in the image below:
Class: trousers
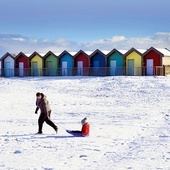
[38,111,57,133]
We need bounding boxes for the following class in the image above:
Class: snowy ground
[0,76,170,170]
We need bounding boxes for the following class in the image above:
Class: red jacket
[81,123,90,136]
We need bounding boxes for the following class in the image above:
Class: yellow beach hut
[29,52,43,76]
[124,48,145,76]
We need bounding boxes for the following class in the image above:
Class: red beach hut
[143,47,164,76]
[15,52,29,76]
[74,50,90,76]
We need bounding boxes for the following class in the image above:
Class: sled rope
[57,124,66,130]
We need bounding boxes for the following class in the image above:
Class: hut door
[128,59,134,76]
[32,62,38,76]
[62,61,67,76]
[5,62,10,77]
[77,61,83,76]
[146,59,153,76]
[110,60,116,76]
[47,61,52,76]
[93,61,99,76]
[94,61,99,67]
[19,62,24,77]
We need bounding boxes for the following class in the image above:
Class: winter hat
[81,117,88,125]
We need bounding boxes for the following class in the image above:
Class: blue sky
[0,0,170,55]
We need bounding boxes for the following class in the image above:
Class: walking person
[35,92,58,134]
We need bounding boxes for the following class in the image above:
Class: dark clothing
[72,130,82,133]
[35,94,51,115]
[35,99,51,117]
[38,112,57,133]
[66,130,87,137]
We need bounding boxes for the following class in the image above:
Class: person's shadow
[0,134,76,139]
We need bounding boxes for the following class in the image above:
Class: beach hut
[43,51,58,76]
[160,48,170,65]
[143,47,164,76]
[89,49,106,76]
[124,48,143,76]
[157,48,170,75]
[74,50,90,76]
[29,52,43,76]
[58,50,74,76]
[1,52,16,77]
[15,52,29,77]
[106,49,125,76]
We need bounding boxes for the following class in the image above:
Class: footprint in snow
[79,155,88,158]
[14,150,22,154]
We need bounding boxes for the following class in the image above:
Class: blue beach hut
[89,49,106,76]
[58,50,74,76]
[106,49,125,76]
[1,52,16,77]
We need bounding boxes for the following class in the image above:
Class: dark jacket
[35,94,51,114]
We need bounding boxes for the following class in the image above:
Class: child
[66,117,90,137]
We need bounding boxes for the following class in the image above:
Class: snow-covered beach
[0,76,170,170]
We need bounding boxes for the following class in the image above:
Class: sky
[0,0,170,56]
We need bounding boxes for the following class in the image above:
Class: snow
[100,50,110,55]
[117,49,128,55]
[156,48,170,57]
[0,76,170,170]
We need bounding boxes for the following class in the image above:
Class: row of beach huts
[0,47,170,77]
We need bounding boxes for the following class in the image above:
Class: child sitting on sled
[66,117,90,137]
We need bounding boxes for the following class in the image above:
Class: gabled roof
[106,48,124,57]
[58,50,73,58]
[143,47,164,57]
[1,52,16,60]
[89,49,106,58]
[43,51,58,59]
[15,52,29,60]
[29,51,43,59]
[74,50,89,58]
[165,48,170,52]
[124,47,143,57]
[155,48,170,56]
